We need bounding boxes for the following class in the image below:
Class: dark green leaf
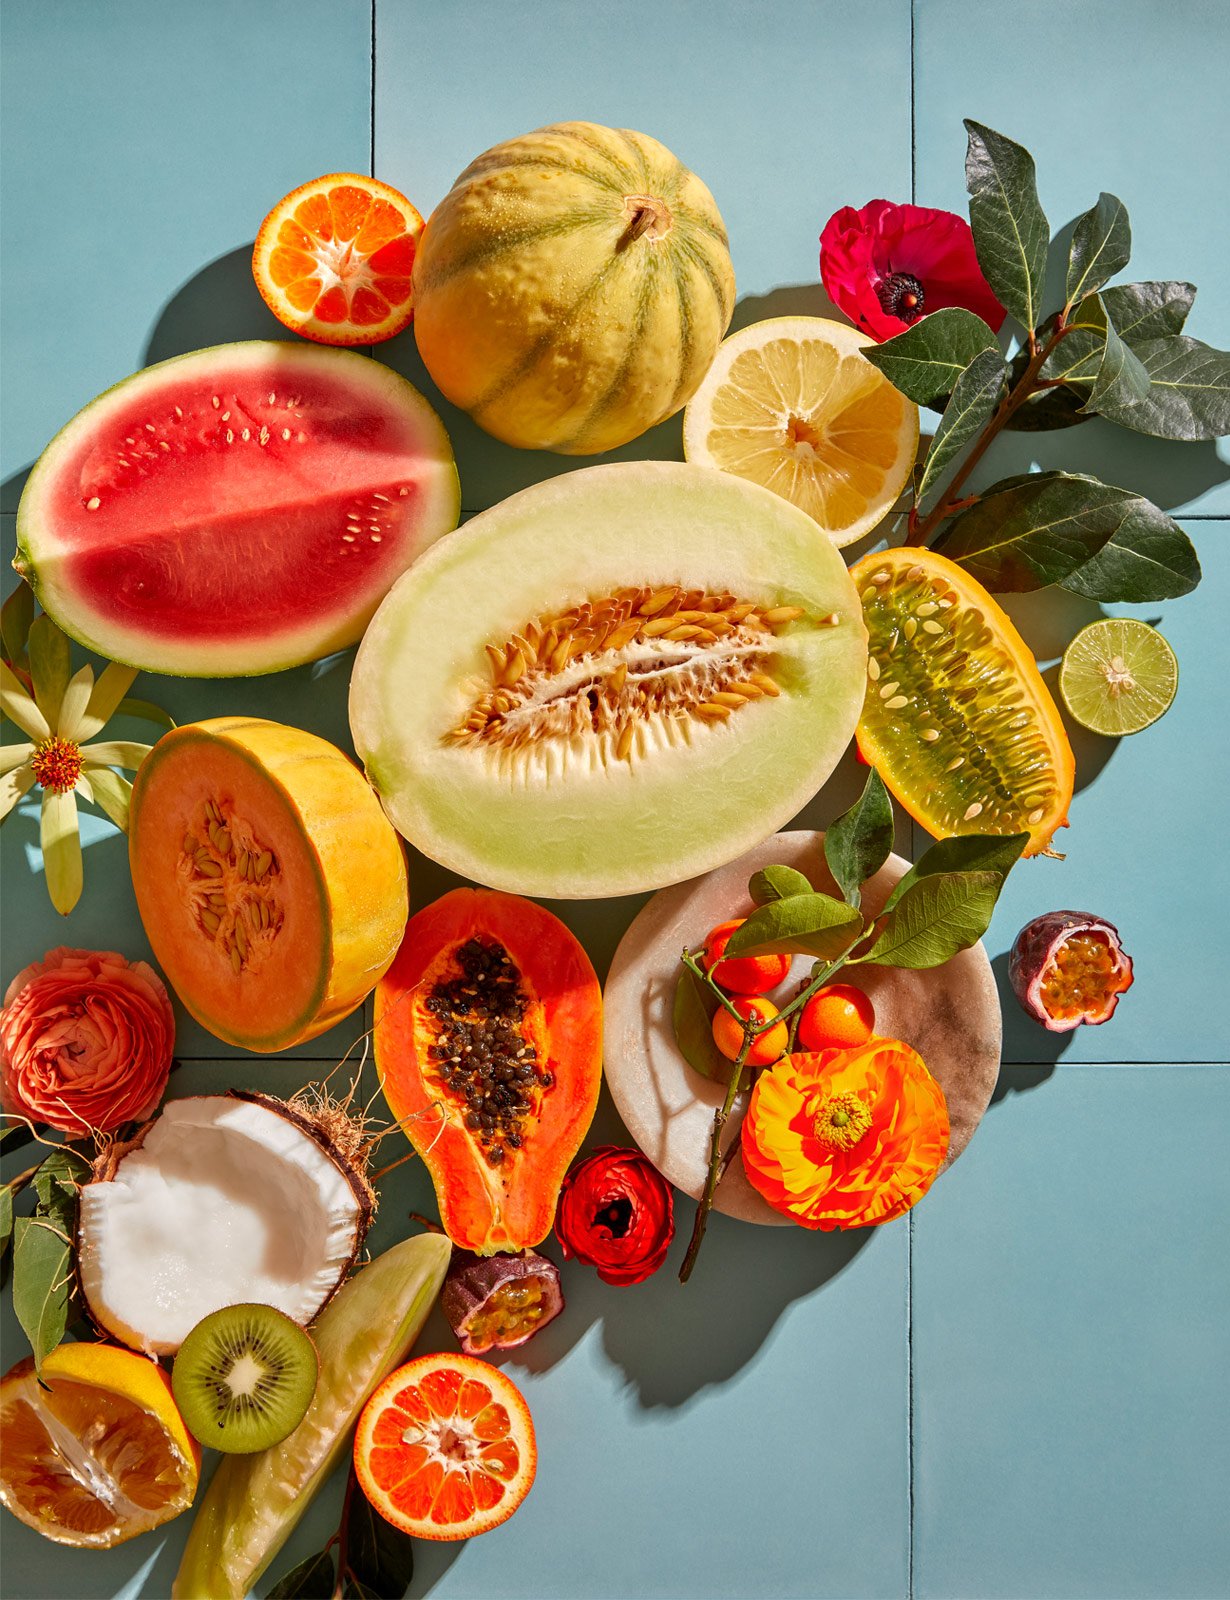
[1084,298,1151,415]
[724,894,862,962]
[1066,193,1131,306]
[12,1216,72,1372]
[266,1548,337,1599]
[347,1483,416,1598]
[748,864,813,906]
[113,696,177,733]
[1090,334,1230,441]
[917,348,1008,510]
[33,1149,89,1217]
[823,769,894,909]
[964,120,1049,332]
[1062,497,1201,602]
[855,871,1002,969]
[673,967,747,1087]
[883,833,1028,914]
[1003,367,1091,431]
[936,471,1130,591]
[861,308,999,403]
[0,582,34,669]
[1,1182,12,1259]
[1101,280,1195,343]
[344,1580,380,1600]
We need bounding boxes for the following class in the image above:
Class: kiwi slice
[171,1303,319,1454]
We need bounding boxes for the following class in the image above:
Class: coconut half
[78,1094,372,1356]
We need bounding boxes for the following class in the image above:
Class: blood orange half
[254,174,423,346]
[354,1353,536,1541]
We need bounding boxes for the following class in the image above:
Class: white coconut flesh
[77,1096,366,1356]
[349,461,869,897]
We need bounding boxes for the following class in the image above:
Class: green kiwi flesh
[172,1302,319,1453]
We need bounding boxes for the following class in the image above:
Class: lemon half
[683,315,919,547]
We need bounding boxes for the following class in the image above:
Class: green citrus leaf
[917,348,1008,511]
[1061,497,1201,602]
[1082,297,1151,415]
[672,966,745,1087]
[748,864,813,906]
[862,307,1000,404]
[12,1215,73,1373]
[1089,333,1230,441]
[936,471,1128,590]
[964,120,1049,332]
[1,1181,13,1260]
[823,768,894,910]
[883,834,1028,915]
[1101,280,1195,343]
[855,871,1002,970]
[724,894,862,962]
[266,1548,337,1599]
[1066,193,1131,307]
[346,1478,415,1598]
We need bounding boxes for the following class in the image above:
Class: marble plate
[603,830,1002,1223]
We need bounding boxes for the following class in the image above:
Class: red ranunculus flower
[554,1145,674,1286]
[820,200,1006,343]
[1,947,174,1135]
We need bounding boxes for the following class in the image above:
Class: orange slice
[354,1353,536,1541]
[253,173,424,346]
[0,1343,200,1548]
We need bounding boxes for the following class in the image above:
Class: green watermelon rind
[15,341,461,679]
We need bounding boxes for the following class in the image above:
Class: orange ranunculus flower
[741,1038,949,1230]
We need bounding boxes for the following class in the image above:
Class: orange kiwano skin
[375,888,602,1254]
[129,717,408,1052]
[702,919,791,995]
[742,1039,949,1229]
[711,995,788,1067]
[354,1353,536,1541]
[797,983,876,1051]
[253,173,424,346]
[0,1343,200,1548]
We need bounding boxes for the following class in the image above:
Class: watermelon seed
[282,428,291,441]
[211,396,220,408]
[86,497,101,511]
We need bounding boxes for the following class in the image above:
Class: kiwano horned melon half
[16,342,459,676]
[349,462,869,898]
[129,718,407,1052]
[376,888,601,1254]
[412,122,735,454]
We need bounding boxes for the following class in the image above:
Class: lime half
[1059,618,1178,735]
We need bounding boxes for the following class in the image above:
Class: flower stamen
[30,736,84,795]
[812,1091,872,1152]
[874,272,926,323]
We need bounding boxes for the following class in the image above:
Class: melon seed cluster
[178,800,281,975]
[450,583,825,762]
[424,937,554,1167]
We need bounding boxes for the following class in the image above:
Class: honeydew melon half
[349,462,868,898]
[15,342,459,676]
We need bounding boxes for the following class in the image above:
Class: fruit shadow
[989,949,1072,1077]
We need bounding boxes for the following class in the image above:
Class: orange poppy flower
[741,1038,949,1229]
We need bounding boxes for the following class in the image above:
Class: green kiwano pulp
[173,1232,450,1600]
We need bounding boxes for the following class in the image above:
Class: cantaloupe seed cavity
[450,583,839,770]
[423,937,550,1171]
[860,563,1056,828]
[178,799,282,977]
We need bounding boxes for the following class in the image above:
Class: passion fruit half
[1009,910,1134,1032]
[850,547,1074,856]
[442,1249,564,1354]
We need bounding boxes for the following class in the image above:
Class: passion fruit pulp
[442,1249,564,1354]
[850,547,1074,856]
[1009,910,1134,1032]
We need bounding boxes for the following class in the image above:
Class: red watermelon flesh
[16,342,459,676]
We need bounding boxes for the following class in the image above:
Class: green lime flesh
[1059,619,1178,736]
[172,1303,318,1454]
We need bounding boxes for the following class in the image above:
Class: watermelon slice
[15,342,459,676]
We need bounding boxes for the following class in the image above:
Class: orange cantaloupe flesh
[130,717,407,1052]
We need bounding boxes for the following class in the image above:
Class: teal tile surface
[912,1066,1230,1598]
[0,0,372,509]
[373,0,913,509]
[913,0,1230,517]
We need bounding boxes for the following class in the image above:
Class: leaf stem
[907,317,1073,546]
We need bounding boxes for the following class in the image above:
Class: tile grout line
[908,8,918,1590]
[369,0,377,178]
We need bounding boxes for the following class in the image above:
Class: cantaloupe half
[349,462,868,898]
[129,718,407,1051]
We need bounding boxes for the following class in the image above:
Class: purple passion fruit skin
[1009,911,1134,1033]
[442,1248,564,1355]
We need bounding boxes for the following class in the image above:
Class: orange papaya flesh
[376,888,601,1254]
[129,717,407,1052]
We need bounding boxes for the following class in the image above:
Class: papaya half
[375,889,601,1254]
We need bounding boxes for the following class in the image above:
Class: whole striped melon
[412,122,736,455]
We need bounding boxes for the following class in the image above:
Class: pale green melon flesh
[349,462,868,898]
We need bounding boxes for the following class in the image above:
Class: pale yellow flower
[1,611,161,915]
